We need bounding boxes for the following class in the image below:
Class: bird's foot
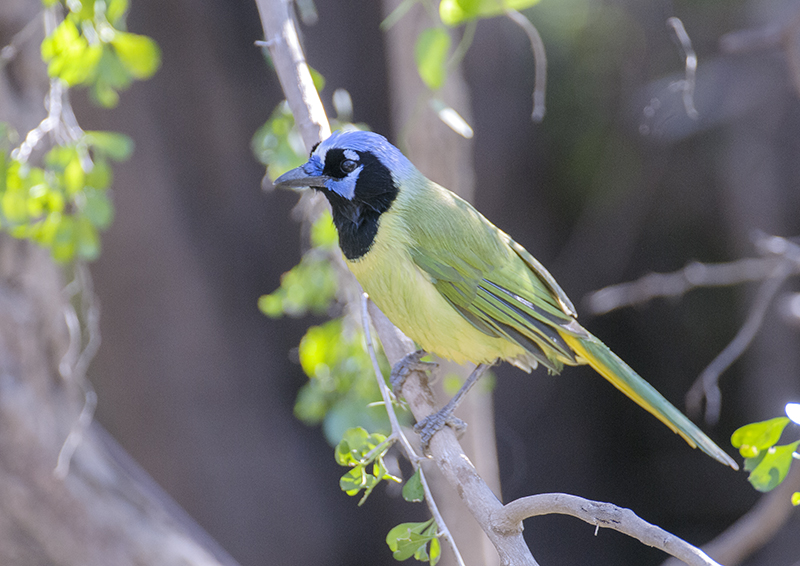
[390,349,438,397]
[414,409,467,450]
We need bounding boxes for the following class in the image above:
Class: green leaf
[111,32,161,79]
[64,154,85,195]
[308,66,326,93]
[83,186,114,228]
[386,520,436,561]
[732,417,790,459]
[85,131,135,161]
[439,0,541,26]
[402,468,425,502]
[414,28,450,91]
[309,211,338,249]
[75,216,101,260]
[106,0,130,26]
[792,492,800,506]
[51,214,76,262]
[428,536,441,566]
[746,441,799,492]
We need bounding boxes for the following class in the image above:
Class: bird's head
[273,130,414,207]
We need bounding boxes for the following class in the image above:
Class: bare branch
[254,0,329,150]
[686,259,793,424]
[584,256,789,315]
[496,494,723,566]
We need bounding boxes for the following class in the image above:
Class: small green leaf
[746,441,799,492]
[414,28,450,90]
[106,0,130,25]
[85,131,134,161]
[386,520,436,562]
[64,155,85,195]
[310,211,338,249]
[75,216,101,260]
[439,0,541,26]
[732,417,790,458]
[308,66,326,93]
[428,536,441,566]
[111,32,161,79]
[402,468,425,502]
[83,186,114,228]
[791,492,800,506]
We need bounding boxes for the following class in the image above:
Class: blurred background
[39,0,800,564]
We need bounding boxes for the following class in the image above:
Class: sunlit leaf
[746,441,799,492]
[415,28,450,90]
[732,417,790,459]
[85,131,134,160]
[112,32,161,79]
[792,492,800,506]
[386,520,436,561]
[439,0,541,26]
[402,468,424,502]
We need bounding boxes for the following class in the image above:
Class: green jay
[275,129,738,469]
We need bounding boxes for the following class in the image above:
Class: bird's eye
[341,159,358,173]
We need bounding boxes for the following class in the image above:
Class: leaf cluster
[41,0,161,107]
[731,406,800,502]
[0,128,130,261]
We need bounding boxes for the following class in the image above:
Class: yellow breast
[347,211,527,367]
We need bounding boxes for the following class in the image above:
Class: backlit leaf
[439,0,541,26]
[732,417,790,459]
[746,441,799,492]
[415,28,450,90]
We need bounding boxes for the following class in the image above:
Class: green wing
[406,193,581,372]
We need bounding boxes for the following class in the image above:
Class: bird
[274,129,738,469]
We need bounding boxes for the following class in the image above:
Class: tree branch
[495,493,722,566]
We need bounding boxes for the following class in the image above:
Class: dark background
[72,0,800,564]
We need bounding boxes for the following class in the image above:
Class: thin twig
[54,264,100,479]
[667,17,699,120]
[360,294,466,566]
[495,493,722,566]
[505,9,547,122]
[686,259,792,424]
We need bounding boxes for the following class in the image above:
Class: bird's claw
[390,349,438,396]
[414,411,467,450]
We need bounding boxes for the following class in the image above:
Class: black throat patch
[320,149,398,260]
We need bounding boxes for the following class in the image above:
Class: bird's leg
[389,349,438,397]
[414,362,491,449]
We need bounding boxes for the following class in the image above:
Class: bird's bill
[272,166,329,191]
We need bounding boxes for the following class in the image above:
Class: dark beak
[272,165,330,191]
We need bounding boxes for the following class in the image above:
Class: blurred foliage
[439,0,540,26]
[41,0,161,107]
[0,1,158,262]
[731,404,800,500]
[0,129,128,261]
